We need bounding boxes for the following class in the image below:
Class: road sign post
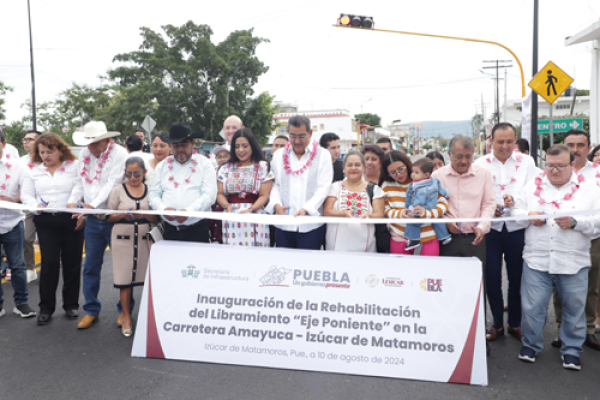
[528,61,574,147]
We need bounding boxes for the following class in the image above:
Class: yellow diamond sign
[528,61,574,104]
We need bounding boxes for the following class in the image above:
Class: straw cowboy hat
[72,121,121,146]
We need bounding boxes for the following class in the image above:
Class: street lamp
[333,16,526,97]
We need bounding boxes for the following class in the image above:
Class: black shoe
[551,336,562,348]
[584,334,600,351]
[65,309,79,319]
[13,304,36,318]
[405,240,421,251]
[37,312,52,325]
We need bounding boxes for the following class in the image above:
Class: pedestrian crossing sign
[528,61,574,104]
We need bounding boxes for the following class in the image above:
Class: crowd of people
[1,115,600,372]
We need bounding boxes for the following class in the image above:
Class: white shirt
[0,153,26,233]
[4,143,20,160]
[67,143,128,209]
[512,173,600,274]
[474,151,538,232]
[21,160,80,212]
[148,154,217,226]
[267,142,333,232]
[20,153,31,167]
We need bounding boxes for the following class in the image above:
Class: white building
[269,103,358,154]
[503,95,590,126]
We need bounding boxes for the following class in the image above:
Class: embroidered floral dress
[217,161,274,246]
[325,180,384,252]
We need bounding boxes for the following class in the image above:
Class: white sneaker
[27,269,37,283]
[0,308,5,318]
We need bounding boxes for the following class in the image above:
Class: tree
[242,92,279,146]
[107,21,269,141]
[354,113,381,127]
[471,113,483,138]
[2,120,26,154]
[0,81,13,122]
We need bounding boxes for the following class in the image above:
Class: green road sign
[537,118,583,134]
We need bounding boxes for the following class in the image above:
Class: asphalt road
[0,250,599,400]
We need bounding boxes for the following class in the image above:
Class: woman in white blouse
[323,150,385,252]
[21,133,84,325]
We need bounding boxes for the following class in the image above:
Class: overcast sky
[1,0,599,131]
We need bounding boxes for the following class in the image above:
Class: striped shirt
[382,180,449,243]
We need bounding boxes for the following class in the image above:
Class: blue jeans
[83,216,133,317]
[486,226,525,329]
[521,261,588,357]
[0,221,28,308]
[405,221,451,241]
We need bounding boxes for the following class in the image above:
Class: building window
[277,126,287,134]
[516,107,522,111]
[556,104,570,110]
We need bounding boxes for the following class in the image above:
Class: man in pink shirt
[432,135,496,268]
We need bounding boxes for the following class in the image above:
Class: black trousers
[34,213,84,313]
[163,219,210,243]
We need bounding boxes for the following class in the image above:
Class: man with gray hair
[432,134,495,268]
[267,115,332,249]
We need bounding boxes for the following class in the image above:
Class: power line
[331,76,488,90]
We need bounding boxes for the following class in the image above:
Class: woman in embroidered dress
[380,151,449,256]
[216,129,274,246]
[362,144,385,184]
[21,133,83,325]
[107,157,157,337]
[323,150,384,252]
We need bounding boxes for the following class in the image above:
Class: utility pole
[483,60,512,125]
[531,0,539,165]
[27,0,37,130]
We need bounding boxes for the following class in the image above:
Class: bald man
[222,116,243,146]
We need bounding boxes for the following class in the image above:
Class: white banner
[132,242,487,386]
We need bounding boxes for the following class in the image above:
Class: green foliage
[243,92,279,146]
[422,144,433,150]
[354,113,381,127]
[107,21,269,141]
[0,81,14,122]
[2,120,26,155]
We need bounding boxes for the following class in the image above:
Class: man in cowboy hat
[149,123,217,242]
[67,121,130,329]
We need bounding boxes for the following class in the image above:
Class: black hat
[166,123,203,143]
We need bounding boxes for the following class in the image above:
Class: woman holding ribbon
[380,150,449,256]
[21,133,83,325]
[216,128,274,246]
[107,157,157,337]
[323,150,384,252]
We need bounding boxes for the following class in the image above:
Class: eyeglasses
[125,172,143,178]
[388,166,407,176]
[545,164,569,172]
[22,138,35,143]
[289,134,308,140]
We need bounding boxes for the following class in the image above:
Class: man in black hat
[149,123,217,242]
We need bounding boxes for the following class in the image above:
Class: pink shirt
[432,163,496,234]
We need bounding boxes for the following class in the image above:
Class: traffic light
[338,14,374,29]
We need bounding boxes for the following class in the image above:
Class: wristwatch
[570,217,577,229]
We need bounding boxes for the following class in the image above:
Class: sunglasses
[125,172,143,178]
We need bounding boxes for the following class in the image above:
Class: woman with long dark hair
[362,144,385,184]
[21,133,83,325]
[215,128,274,246]
[380,151,449,256]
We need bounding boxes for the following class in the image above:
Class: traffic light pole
[332,25,526,98]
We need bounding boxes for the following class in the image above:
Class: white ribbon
[1,200,598,225]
